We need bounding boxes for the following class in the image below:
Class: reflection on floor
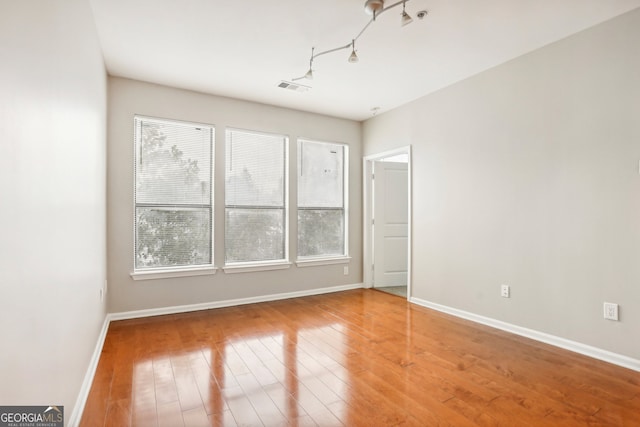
[375,285,407,298]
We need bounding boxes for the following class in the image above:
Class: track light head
[401,1,413,26]
[348,40,359,63]
[401,10,413,26]
[304,68,313,80]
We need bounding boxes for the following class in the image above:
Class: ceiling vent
[277,80,310,92]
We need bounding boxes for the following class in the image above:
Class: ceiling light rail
[292,0,420,82]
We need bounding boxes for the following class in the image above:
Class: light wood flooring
[80,289,640,426]
[375,286,407,298]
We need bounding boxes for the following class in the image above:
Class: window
[134,116,213,270]
[225,129,288,264]
[297,139,348,258]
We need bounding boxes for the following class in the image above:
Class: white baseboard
[67,315,111,427]
[109,283,364,321]
[410,296,640,372]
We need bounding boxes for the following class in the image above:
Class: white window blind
[134,116,213,270]
[225,129,287,263]
[297,139,347,258]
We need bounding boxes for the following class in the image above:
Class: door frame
[363,146,412,298]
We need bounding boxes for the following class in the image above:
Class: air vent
[277,80,310,92]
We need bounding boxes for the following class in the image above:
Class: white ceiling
[89,0,640,121]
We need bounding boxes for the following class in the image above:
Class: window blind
[225,129,287,263]
[134,116,213,269]
[297,139,347,258]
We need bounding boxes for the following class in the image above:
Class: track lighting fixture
[292,0,422,82]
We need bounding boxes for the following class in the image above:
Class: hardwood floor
[80,289,640,426]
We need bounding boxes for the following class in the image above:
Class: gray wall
[0,0,107,422]
[363,8,640,359]
[107,77,362,313]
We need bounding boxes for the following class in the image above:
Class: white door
[373,161,408,287]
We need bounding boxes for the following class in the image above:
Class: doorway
[363,146,412,299]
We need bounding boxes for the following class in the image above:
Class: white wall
[108,77,362,313]
[363,8,640,359]
[0,0,107,423]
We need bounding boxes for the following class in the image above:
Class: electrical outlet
[343,266,349,276]
[501,284,510,298]
[603,302,619,321]
[100,288,104,301]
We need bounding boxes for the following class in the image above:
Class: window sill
[223,261,292,274]
[130,266,217,281]
[296,256,351,268]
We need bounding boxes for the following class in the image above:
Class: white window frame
[130,115,216,280]
[223,128,290,271]
[295,138,349,267]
